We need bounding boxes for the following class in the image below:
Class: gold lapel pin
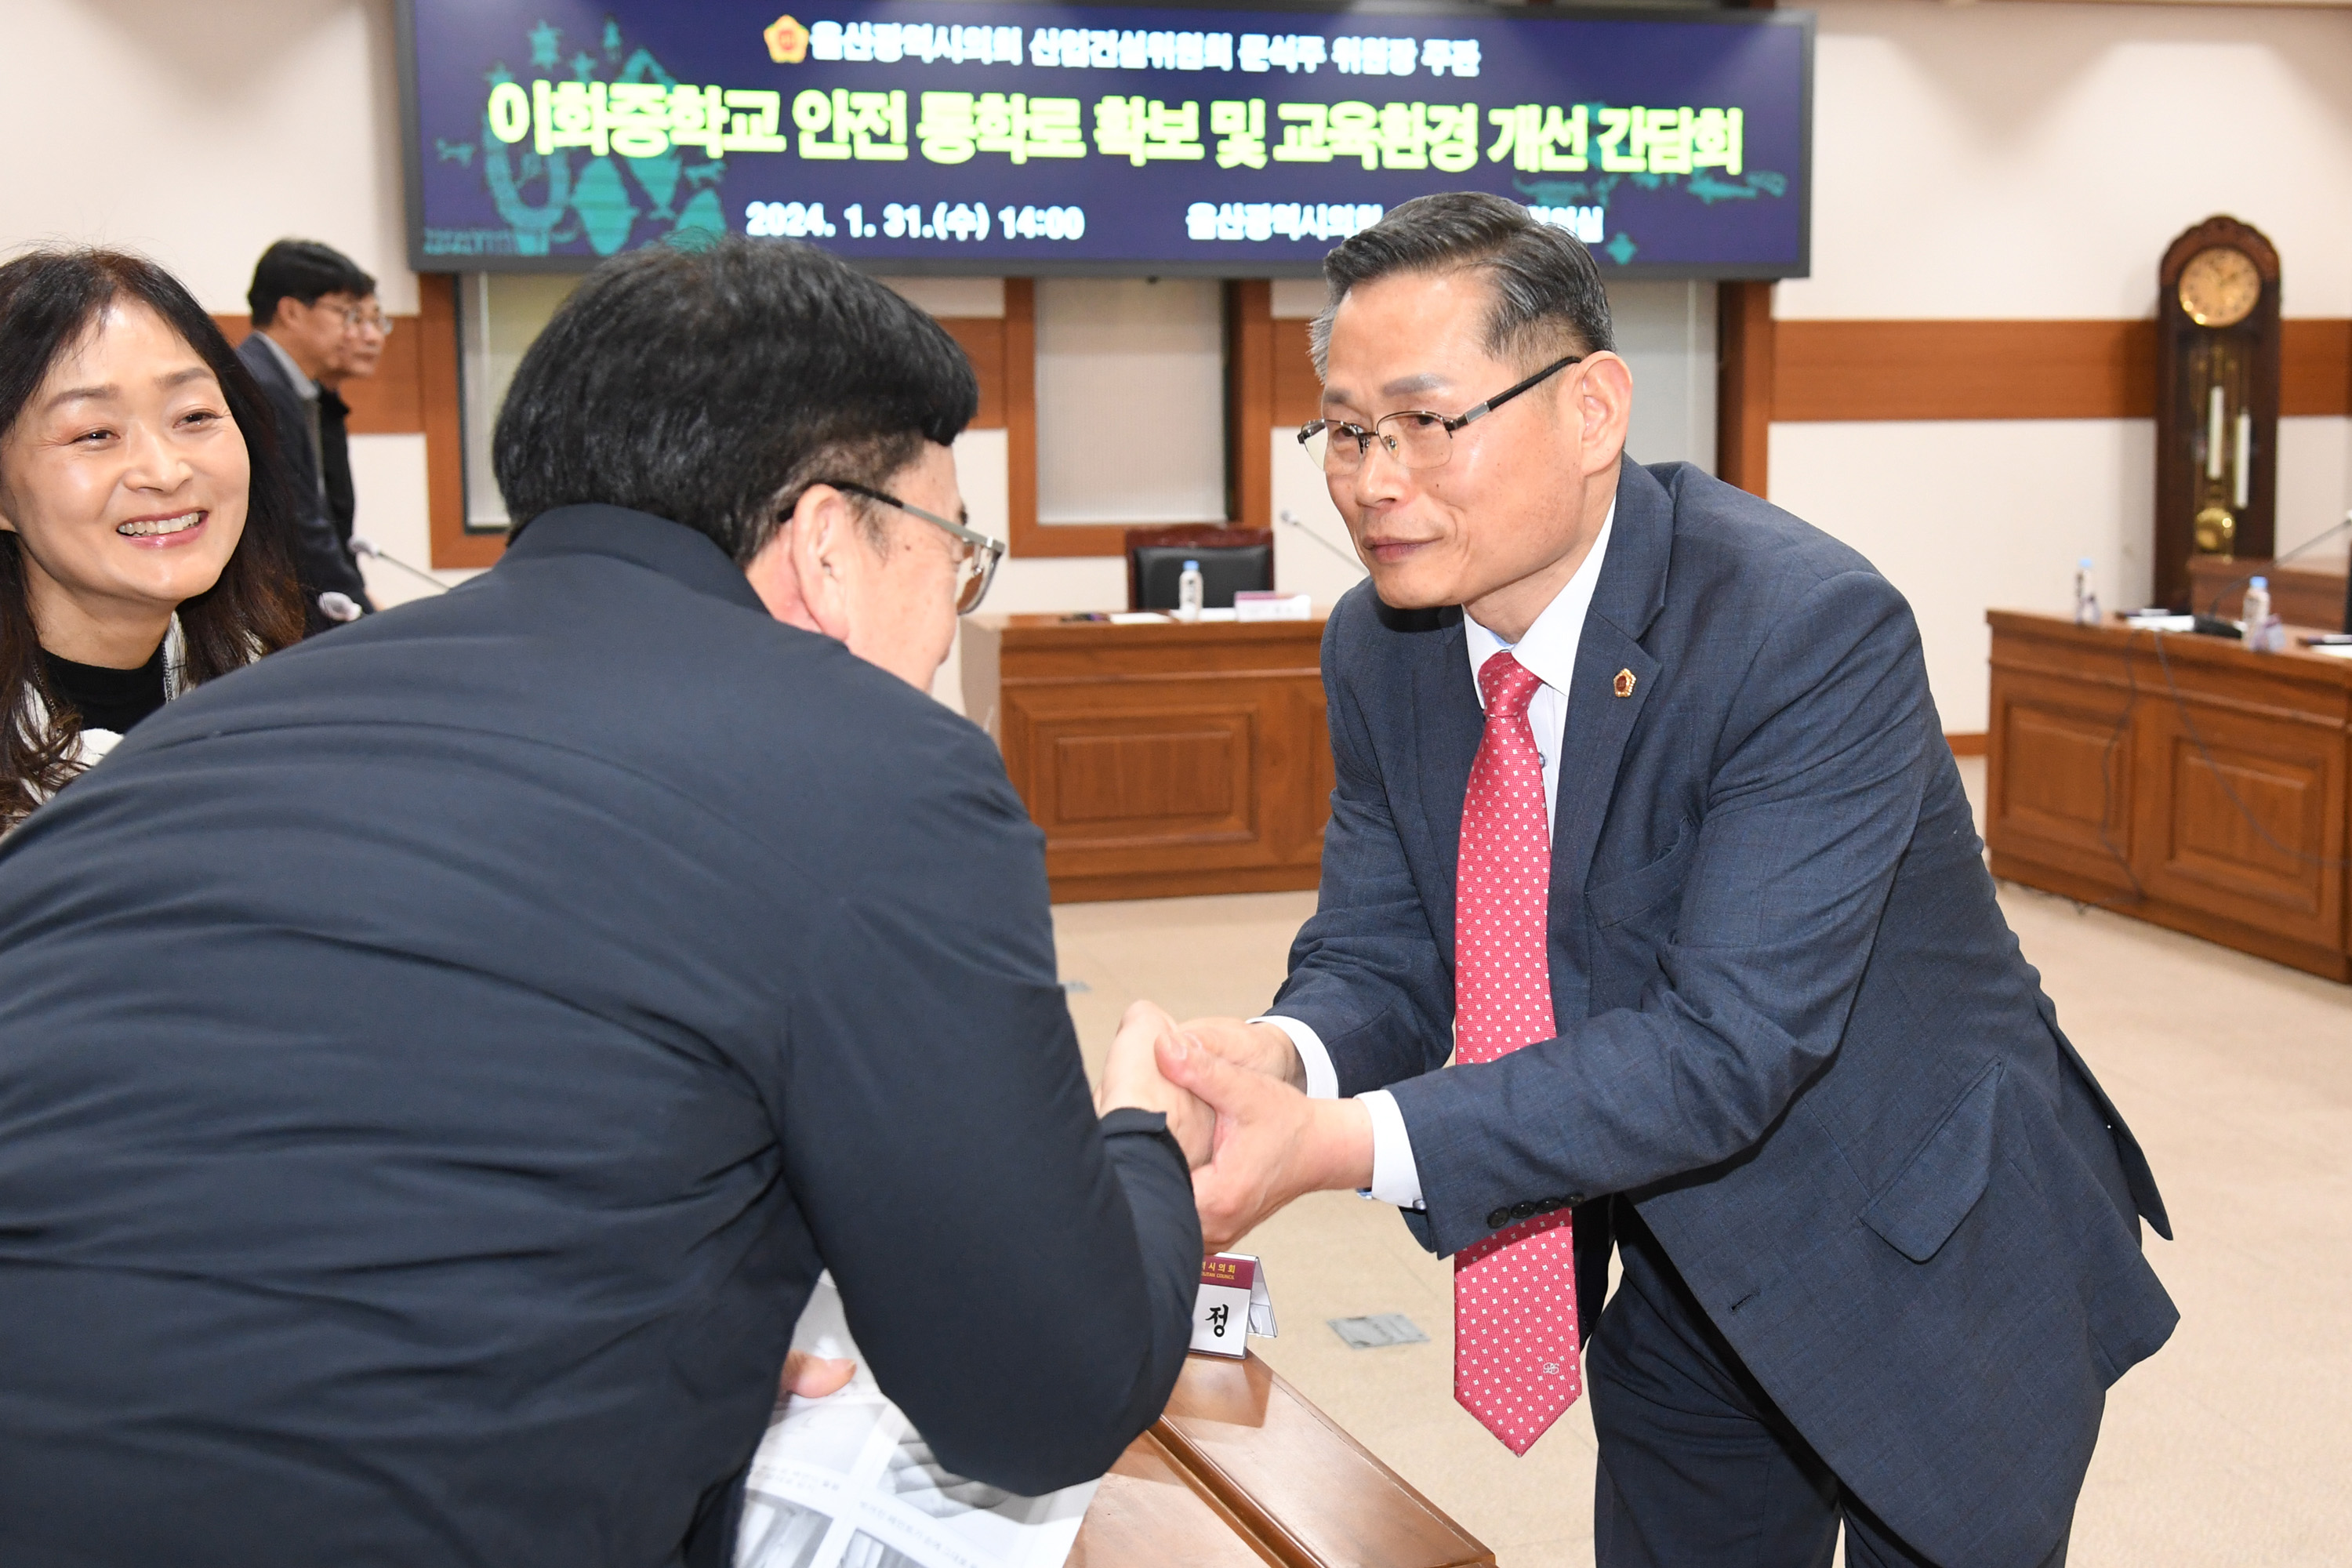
[1613,668,1637,699]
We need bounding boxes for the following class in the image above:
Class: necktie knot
[1478,652,1543,722]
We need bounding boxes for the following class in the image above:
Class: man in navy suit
[1159,194,2176,1566]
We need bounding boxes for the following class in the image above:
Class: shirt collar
[1464,500,1616,705]
[499,503,771,615]
[255,330,318,402]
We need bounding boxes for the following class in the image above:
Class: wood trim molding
[418,274,499,569]
[1227,280,1274,532]
[1946,731,1987,757]
[937,316,1006,430]
[1715,281,1774,495]
[1771,317,2352,423]
[1271,317,1322,429]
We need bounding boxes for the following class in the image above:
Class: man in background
[314,278,390,601]
[234,238,376,630]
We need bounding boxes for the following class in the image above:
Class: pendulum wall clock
[2154,216,2281,610]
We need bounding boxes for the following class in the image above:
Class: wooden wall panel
[1773,320,2155,423]
[938,316,1005,430]
[1226,280,1273,532]
[1769,317,2352,423]
[1715,281,1774,495]
[416,274,498,570]
[1271,318,1322,429]
[2282,318,2352,417]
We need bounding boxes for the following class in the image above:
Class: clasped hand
[1098,1006,1373,1252]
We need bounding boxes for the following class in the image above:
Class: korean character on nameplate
[1190,1254,1279,1358]
[1210,100,1268,169]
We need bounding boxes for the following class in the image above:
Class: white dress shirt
[1258,504,1615,1210]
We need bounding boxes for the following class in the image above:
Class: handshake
[1092,1001,1375,1252]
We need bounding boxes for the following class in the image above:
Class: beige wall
[1774,0,2352,732]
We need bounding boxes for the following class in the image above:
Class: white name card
[1190,1252,1278,1358]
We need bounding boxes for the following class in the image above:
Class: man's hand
[1157,1029,1373,1251]
[781,1349,855,1400]
[1096,1000,1214,1168]
[1177,1016,1308,1089]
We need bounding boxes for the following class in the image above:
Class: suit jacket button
[1486,1207,1511,1229]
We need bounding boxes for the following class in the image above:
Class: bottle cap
[2078,557,2092,569]
[2250,575,2267,588]
[1184,559,1200,571]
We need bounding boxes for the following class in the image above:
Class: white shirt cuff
[1250,1015,1338,1102]
[1253,1016,1425,1210]
[1357,1091,1427,1210]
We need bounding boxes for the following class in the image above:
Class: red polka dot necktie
[1450,651,1581,1457]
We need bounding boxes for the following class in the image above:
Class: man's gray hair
[1308,192,1616,378]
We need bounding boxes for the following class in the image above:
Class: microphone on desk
[1278,509,1367,574]
[350,535,453,594]
[2198,509,2352,622]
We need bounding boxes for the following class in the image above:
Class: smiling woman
[0,249,304,830]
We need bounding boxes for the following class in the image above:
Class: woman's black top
[43,644,167,735]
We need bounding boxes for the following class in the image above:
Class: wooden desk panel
[1986,610,2352,981]
[962,616,1331,902]
[1073,1352,1492,1568]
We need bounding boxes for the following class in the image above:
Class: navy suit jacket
[0,506,1198,1567]
[1272,460,2176,1568]
[234,332,373,626]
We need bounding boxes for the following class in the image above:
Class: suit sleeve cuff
[1251,1014,1338,1102]
[1356,1090,1426,1211]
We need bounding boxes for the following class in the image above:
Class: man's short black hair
[493,238,979,563]
[247,239,376,327]
[1310,191,1616,376]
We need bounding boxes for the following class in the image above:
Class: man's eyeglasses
[1298,354,1584,474]
[820,481,1003,615]
[340,307,393,338]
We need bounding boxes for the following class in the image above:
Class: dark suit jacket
[0,505,1200,1567]
[1272,459,2176,1568]
[234,332,373,628]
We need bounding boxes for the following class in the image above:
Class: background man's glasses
[340,307,392,337]
[1298,354,1584,474]
[822,480,1003,615]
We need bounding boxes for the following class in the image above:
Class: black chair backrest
[1129,543,1273,611]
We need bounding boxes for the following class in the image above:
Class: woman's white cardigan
[8,616,189,818]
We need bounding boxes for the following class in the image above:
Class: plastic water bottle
[2242,575,2280,652]
[2072,558,2100,627]
[1176,558,1204,622]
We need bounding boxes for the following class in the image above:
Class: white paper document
[735,1276,1098,1568]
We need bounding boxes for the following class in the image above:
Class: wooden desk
[1985,609,2352,981]
[2185,555,2349,629]
[961,615,1331,903]
[1073,1352,1491,1568]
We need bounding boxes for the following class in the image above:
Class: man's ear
[1573,351,1634,475]
[745,485,857,641]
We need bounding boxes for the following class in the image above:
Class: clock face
[2179,246,2261,328]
